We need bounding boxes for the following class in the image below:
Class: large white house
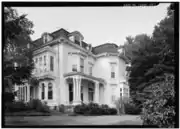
[14,28,129,108]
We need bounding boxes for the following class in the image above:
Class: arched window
[42,83,45,100]
[48,83,53,100]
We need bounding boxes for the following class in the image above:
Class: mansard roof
[32,28,88,49]
[31,28,119,55]
[92,43,119,55]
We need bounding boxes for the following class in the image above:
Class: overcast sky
[15,3,170,47]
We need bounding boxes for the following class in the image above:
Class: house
[14,28,130,108]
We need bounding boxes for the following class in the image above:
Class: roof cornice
[33,46,56,56]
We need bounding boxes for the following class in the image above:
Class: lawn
[4,115,143,126]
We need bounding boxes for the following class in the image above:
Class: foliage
[5,99,50,113]
[5,101,29,112]
[58,104,65,113]
[28,99,50,113]
[4,7,34,91]
[141,74,175,127]
[114,97,141,115]
[119,4,175,127]
[3,92,15,103]
[120,4,175,107]
[74,102,117,115]
[124,102,141,115]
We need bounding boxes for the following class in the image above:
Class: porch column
[27,85,30,102]
[72,76,81,105]
[45,82,48,101]
[94,81,99,103]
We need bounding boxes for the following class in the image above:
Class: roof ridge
[93,43,118,48]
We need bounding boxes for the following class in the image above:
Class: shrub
[58,104,65,113]
[5,101,31,112]
[74,103,117,115]
[124,102,141,115]
[28,99,50,113]
[141,74,175,128]
[4,92,15,103]
[109,108,118,115]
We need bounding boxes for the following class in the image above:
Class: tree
[4,7,34,92]
[119,3,175,127]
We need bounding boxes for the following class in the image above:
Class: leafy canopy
[4,7,35,90]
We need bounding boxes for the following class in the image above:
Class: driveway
[5,115,142,126]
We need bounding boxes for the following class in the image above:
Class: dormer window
[86,44,92,52]
[69,35,75,42]
[42,32,53,44]
[69,31,84,47]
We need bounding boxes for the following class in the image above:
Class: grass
[5,111,51,116]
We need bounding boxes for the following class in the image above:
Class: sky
[15,3,170,47]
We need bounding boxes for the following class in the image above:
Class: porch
[64,72,106,105]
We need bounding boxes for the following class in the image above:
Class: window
[81,86,83,101]
[42,83,45,100]
[35,58,38,63]
[120,88,122,98]
[120,93,122,97]
[110,63,116,78]
[50,56,54,71]
[72,64,77,72]
[80,58,84,73]
[69,84,73,102]
[39,57,42,66]
[89,63,93,75]
[44,56,46,66]
[89,66,92,75]
[88,88,94,102]
[48,83,53,100]
[39,57,42,73]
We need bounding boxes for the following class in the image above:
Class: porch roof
[64,72,106,84]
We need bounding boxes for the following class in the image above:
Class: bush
[4,92,15,103]
[5,101,28,112]
[74,103,117,115]
[141,74,175,128]
[28,99,50,113]
[58,104,65,113]
[109,108,118,115]
[124,102,141,115]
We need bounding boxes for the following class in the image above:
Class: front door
[69,84,73,103]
